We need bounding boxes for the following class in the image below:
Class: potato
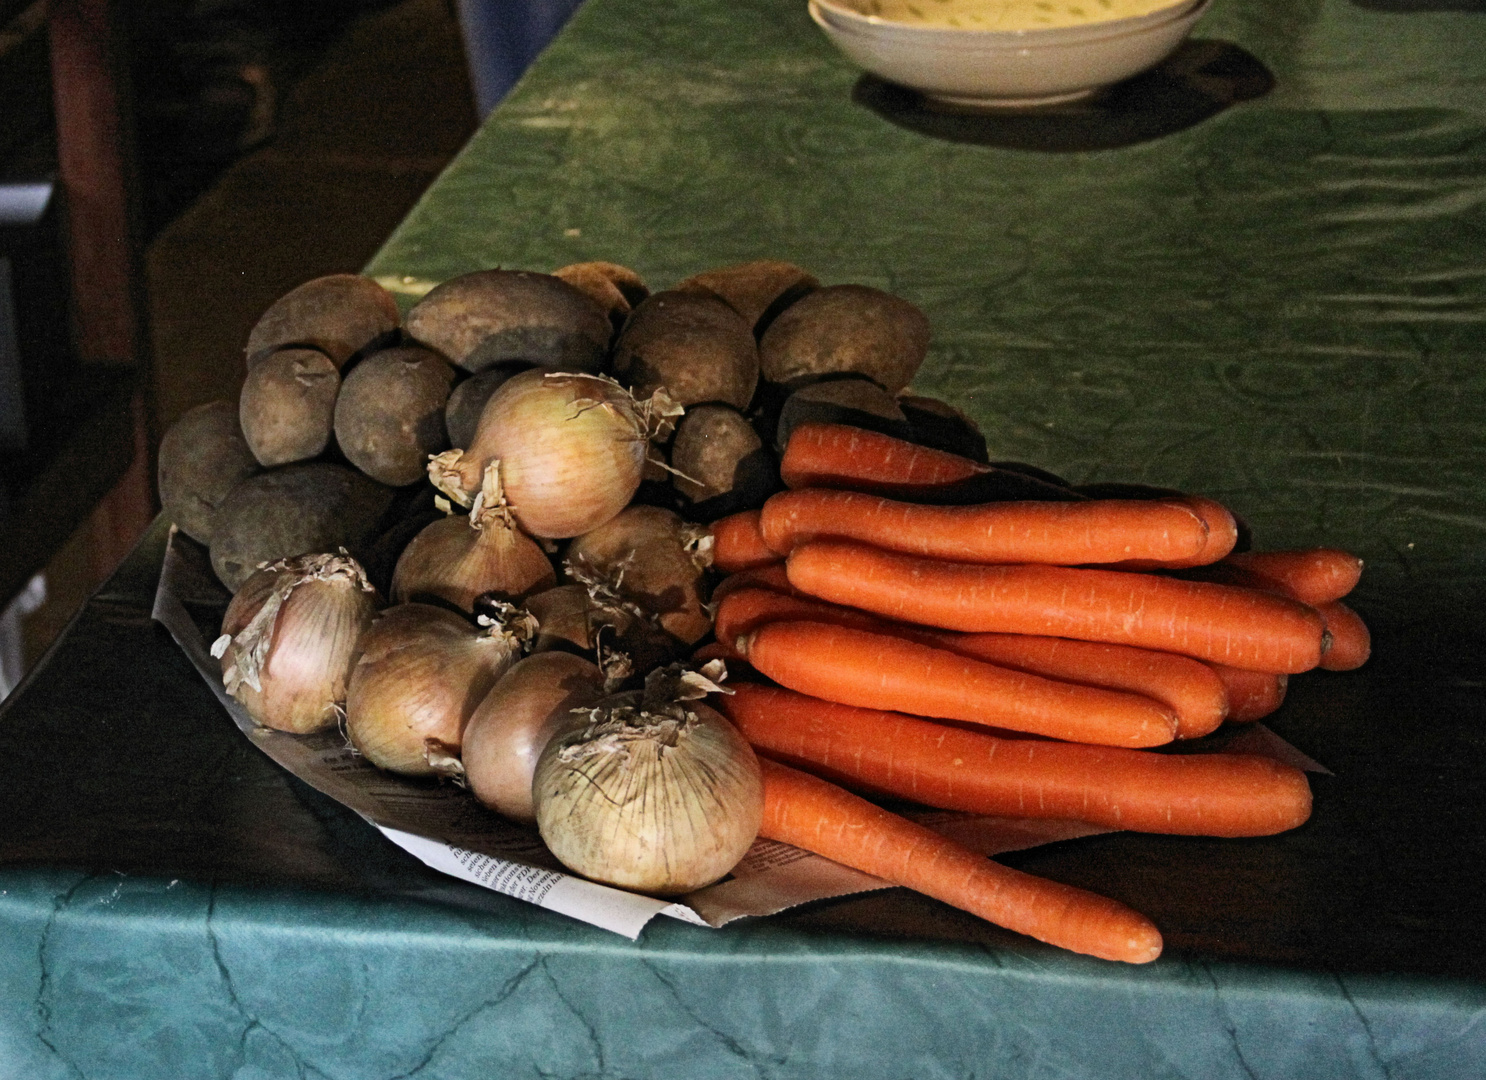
[611,291,758,409]
[675,259,819,335]
[333,345,455,486]
[552,261,649,331]
[443,362,533,449]
[670,404,774,509]
[775,377,912,453]
[404,269,612,374]
[897,393,989,463]
[239,348,340,467]
[759,284,929,393]
[209,463,398,590]
[157,401,261,545]
[245,274,400,368]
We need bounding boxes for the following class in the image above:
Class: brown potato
[611,291,758,409]
[443,362,533,449]
[404,269,612,374]
[157,401,261,545]
[759,284,929,393]
[670,404,770,504]
[896,393,989,463]
[240,348,340,467]
[334,345,455,486]
[245,274,400,368]
[775,377,911,453]
[209,462,398,590]
[675,259,819,335]
[552,261,649,331]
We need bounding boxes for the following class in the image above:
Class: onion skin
[345,603,529,776]
[391,513,555,611]
[463,652,605,824]
[533,694,763,895]
[215,553,380,734]
[428,371,666,539]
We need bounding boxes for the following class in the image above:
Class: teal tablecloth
[4,0,1485,1076]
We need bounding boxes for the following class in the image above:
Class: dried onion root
[212,552,380,733]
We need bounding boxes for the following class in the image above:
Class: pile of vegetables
[165,259,1368,965]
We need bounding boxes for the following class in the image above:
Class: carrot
[786,540,1326,673]
[709,562,797,604]
[710,509,782,572]
[1223,549,1363,606]
[737,620,1179,747]
[918,631,1228,739]
[715,587,1227,739]
[725,683,1313,837]
[760,488,1211,565]
[1103,495,1239,570]
[780,421,1081,504]
[1315,600,1371,671]
[757,758,1164,963]
[1206,663,1288,722]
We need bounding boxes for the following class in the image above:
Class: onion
[564,505,714,647]
[462,651,605,823]
[427,370,681,539]
[532,662,762,894]
[345,602,534,776]
[391,463,555,611]
[212,552,380,733]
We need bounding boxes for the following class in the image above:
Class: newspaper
[151,528,1325,939]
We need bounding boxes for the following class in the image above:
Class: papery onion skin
[532,697,763,894]
[391,513,555,611]
[216,553,380,734]
[429,371,663,539]
[345,603,528,776]
[463,652,605,823]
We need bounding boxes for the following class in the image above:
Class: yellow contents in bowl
[846,0,1189,29]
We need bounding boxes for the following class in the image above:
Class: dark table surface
[3,0,1486,1076]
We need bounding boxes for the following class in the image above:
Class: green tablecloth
[4,0,1485,1076]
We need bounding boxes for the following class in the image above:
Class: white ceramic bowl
[809,0,1213,108]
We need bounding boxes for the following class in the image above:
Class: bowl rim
[809,0,1211,44]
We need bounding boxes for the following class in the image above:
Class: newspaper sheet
[152,528,1325,939]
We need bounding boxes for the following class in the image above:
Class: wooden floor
[17,0,478,670]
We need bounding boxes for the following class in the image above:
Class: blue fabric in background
[455,0,587,114]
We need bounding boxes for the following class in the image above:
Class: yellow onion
[564,505,714,648]
[345,602,534,776]
[462,651,605,824]
[391,462,555,610]
[212,552,379,733]
[427,370,681,539]
[532,662,762,894]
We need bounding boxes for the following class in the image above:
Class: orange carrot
[786,540,1326,673]
[725,683,1313,837]
[757,758,1164,963]
[738,620,1179,747]
[780,421,1080,503]
[709,562,797,604]
[918,631,1228,739]
[1206,663,1288,722]
[1107,494,1240,570]
[710,509,781,572]
[760,488,1211,565]
[1316,600,1371,671]
[1223,549,1363,606]
[715,587,1227,739]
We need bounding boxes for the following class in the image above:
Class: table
[4,0,1486,1076]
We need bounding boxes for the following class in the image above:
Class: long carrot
[737,620,1179,747]
[1100,495,1239,570]
[757,758,1164,963]
[917,631,1228,739]
[715,587,1227,739]
[1223,549,1363,606]
[787,540,1326,673]
[780,422,1081,503]
[710,509,781,573]
[725,683,1313,837]
[1206,663,1288,722]
[760,488,1211,565]
[709,561,797,604]
[1315,600,1371,671]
